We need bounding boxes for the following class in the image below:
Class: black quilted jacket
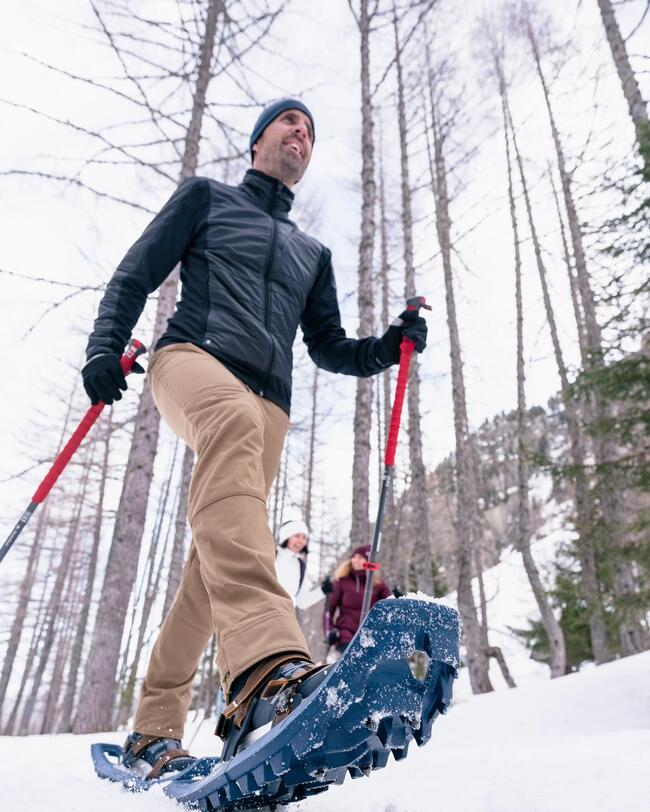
[86,169,394,414]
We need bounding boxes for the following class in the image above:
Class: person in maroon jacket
[325,544,390,653]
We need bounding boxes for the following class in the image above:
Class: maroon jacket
[326,570,390,645]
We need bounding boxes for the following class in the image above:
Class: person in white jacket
[275,519,323,610]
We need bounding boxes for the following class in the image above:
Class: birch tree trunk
[392,2,433,594]
[501,95,567,677]
[74,0,223,733]
[349,0,377,550]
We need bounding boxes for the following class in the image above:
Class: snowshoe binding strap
[216,653,318,739]
[122,733,192,780]
[146,747,191,780]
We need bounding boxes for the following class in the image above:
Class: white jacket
[275,546,323,610]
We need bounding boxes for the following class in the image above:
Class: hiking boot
[122,732,195,780]
[216,653,330,761]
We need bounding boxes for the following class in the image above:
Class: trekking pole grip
[384,337,414,467]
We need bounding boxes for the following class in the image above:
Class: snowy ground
[3,650,649,812]
[4,532,648,811]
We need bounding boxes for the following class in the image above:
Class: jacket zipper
[259,188,281,396]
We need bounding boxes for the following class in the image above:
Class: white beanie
[278,519,309,545]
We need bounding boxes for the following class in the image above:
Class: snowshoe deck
[162,597,460,810]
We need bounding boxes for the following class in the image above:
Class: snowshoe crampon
[162,597,460,810]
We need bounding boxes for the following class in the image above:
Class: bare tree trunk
[42,551,83,733]
[501,74,612,663]
[163,443,194,618]
[116,451,178,727]
[547,169,588,357]
[61,414,113,730]
[18,452,92,734]
[596,0,649,153]
[0,503,48,721]
[0,377,80,719]
[392,2,433,594]
[350,0,377,550]
[3,540,59,735]
[425,68,493,694]
[500,83,567,678]
[375,126,401,588]
[525,22,648,655]
[74,0,222,734]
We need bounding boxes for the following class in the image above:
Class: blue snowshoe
[91,733,217,792]
[160,597,459,810]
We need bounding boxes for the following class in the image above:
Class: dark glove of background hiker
[321,576,334,595]
[379,309,428,364]
[327,629,340,646]
[82,354,144,405]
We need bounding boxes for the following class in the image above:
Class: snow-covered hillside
[3,651,649,811]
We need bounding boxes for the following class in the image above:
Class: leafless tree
[494,29,567,675]
[391,0,434,594]
[596,0,649,161]
[516,3,648,655]
[494,52,612,663]
[423,46,493,694]
[348,0,380,550]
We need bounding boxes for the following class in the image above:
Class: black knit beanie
[249,98,315,162]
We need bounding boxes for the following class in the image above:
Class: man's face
[286,533,308,554]
[252,109,313,186]
[350,554,367,571]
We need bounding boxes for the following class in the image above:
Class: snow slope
[2,650,649,812]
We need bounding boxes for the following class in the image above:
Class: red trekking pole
[0,339,146,564]
[360,297,431,622]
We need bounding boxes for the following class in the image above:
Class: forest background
[0,0,648,736]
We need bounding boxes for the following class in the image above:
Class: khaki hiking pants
[133,343,310,739]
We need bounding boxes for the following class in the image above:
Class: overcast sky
[0,0,648,541]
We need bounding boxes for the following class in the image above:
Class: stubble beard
[273,141,307,186]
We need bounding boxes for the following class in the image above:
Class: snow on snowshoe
[162,597,459,810]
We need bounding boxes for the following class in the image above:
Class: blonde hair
[333,557,385,586]
[334,560,352,580]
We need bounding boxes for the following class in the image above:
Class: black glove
[392,586,404,599]
[82,354,144,405]
[327,629,340,646]
[379,309,428,364]
[321,576,334,595]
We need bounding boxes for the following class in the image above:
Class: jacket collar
[240,169,294,217]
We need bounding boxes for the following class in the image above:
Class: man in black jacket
[82,98,427,777]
